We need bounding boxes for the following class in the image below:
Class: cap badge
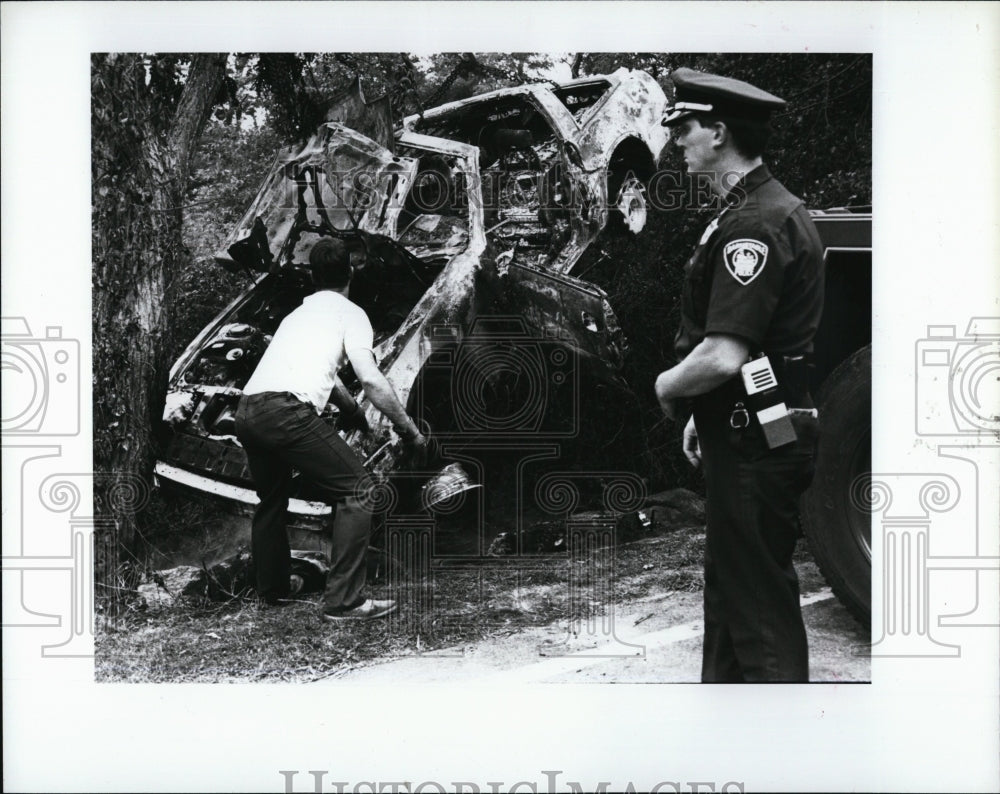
[723,239,768,285]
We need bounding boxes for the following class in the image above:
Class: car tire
[800,344,872,626]
[606,168,648,235]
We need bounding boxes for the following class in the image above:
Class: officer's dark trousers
[235,391,371,612]
[694,405,819,683]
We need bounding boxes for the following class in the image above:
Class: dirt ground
[329,585,869,685]
[321,534,870,684]
[97,525,870,684]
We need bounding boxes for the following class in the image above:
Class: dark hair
[695,114,773,160]
[309,237,352,289]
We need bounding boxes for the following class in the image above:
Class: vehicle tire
[801,344,872,626]
[606,168,648,235]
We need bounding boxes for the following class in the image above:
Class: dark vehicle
[801,206,873,625]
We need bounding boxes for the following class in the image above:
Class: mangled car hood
[160,122,490,502]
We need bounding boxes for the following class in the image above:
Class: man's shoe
[323,599,397,621]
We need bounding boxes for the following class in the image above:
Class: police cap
[662,67,786,127]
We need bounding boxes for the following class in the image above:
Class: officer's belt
[693,352,813,415]
[768,352,814,408]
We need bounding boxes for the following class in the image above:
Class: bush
[173,122,284,360]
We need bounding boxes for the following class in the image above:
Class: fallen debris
[136,565,207,611]
[137,548,331,610]
[486,509,648,556]
[642,488,706,530]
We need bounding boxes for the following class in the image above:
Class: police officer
[655,68,825,682]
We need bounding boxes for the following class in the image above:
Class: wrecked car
[154,69,668,532]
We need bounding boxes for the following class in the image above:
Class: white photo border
[2,2,998,792]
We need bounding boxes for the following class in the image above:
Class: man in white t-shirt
[236,237,429,620]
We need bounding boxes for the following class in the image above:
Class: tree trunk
[91,54,225,589]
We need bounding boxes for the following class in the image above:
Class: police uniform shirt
[674,165,824,362]
[243,290,374,413]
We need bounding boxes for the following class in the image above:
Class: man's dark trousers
[235,391,371,611]
[694,404,820,682]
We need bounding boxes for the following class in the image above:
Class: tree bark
[92,54,225,587]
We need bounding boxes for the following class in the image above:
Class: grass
[98,598,421,683]
[96,523,708,683]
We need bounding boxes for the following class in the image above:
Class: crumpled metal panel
[325,75,396,154]
[575,68,668,169]
[214,124,419,271]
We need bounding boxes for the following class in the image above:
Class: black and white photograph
[2,2,998,792]
[90,50,873,684]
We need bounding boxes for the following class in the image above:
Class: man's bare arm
[329,376,358,414]
[348,349,423,439]
[655,334,749,415]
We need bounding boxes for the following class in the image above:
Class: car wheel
[801,344,872,626]
[608,172,648,234]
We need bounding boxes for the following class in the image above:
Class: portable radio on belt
[739,355,797,449]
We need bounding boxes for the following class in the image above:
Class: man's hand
[336,402,370,434]
[405,431,430,468]
[682,415,701,468]
[397,419,439,469]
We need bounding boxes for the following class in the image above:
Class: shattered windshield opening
[392,147,471,263]
[218,126,419,271]
[414,96,573,269]
[233,125,476,326]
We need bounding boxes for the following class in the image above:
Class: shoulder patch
[723,239,768,285]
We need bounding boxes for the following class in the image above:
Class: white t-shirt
[243,290,374,413]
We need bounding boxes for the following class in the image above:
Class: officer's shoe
[323,598,397,622]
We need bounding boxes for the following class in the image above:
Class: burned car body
[154,69,668,526]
